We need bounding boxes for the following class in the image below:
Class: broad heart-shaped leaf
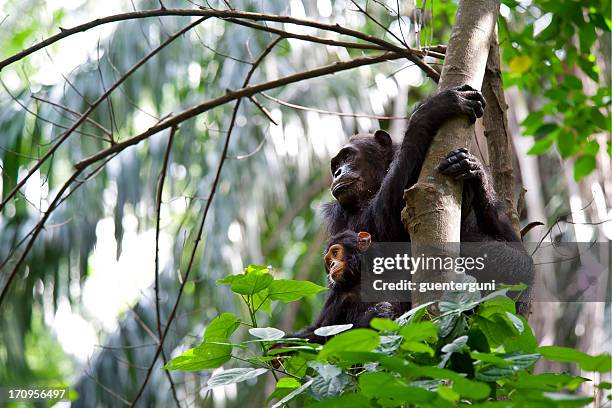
[205,313,240,341]
[314,324,353,337]
[208,367,268,387]
[475,352,540,382]
[217,269,273,296]
[574,154,597,180]
[370,318,400,331]
[308,361,350,399]
[538,346,612,373]
[164,343,231,371]
[399,321,438,343]
[248,327,285,341]
[319,329,379,359]
[267,279,327,302]
[165,313,239,371]
[359,372,435,403]
[506,372,587,391]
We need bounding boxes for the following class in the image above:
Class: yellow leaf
[509,55,532,74]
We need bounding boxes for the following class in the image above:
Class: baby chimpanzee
[290,230,407,344]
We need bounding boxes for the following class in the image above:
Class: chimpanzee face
[330,130,394,208]
[324,231,371,287]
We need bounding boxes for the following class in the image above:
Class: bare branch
[129,36,283,407]
[247,95,278,125]
[0,8,439,78]
[153,125,181,407]
[0,17,207,213]
[260,92,408,120]
[75,51,407,171]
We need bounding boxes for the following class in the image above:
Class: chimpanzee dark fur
[291,231,408,344]
[322,85,533,312]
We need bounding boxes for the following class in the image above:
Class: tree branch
[129,36,283,406]
[153,125,181,407]
[0,17,207,213]
[74,51,406,170]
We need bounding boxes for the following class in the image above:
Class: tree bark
[482,31,521,235]
[403,0,500,307]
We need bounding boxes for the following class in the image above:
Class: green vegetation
[167,265,611,407]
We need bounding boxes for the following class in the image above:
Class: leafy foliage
[499,0,611,180]
[169,266,611,407]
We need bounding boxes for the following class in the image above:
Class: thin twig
[0,17,207,213]
[260,92,408,120]
[247,95,278,125]
[75,51,407,171]
[153,125,181,407]
[30,95,113,139]
[129,36,283,407]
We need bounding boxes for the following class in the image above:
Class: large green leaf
[538,346,612,373]
[267,279,327,302]
[319,329,379,359]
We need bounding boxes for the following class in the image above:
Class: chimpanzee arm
[369,85,487,239]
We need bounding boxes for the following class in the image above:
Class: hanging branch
[130,36,283,406]
[403,0,500,307]
[153,125,180,407]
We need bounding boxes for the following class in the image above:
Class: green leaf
[403,341,435,356]
[563,75,583,90]
[319,329,380,359]
[574,155,596,180]
[207,367,268,387]
[248,327,285,341]
[205,313,240,341]
[164,343,231,371]
[271,378,313,408]
[314,324,353,337]
[399,321,438,343]
[217,269,273,296]
[528,135,555,155]
[437,385,459,402]
[538,346,612,372]
[557,131,576,158]
[370,318,400,331]
[359,372,435,403]
[276,377,301,389]
[267,279,327,302]
[308,361,350,399]
[507,372,587,391]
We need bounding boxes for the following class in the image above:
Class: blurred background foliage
[0,0,609,406]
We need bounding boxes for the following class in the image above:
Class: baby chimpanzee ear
[357,231,372,252]
[373,129,392,147]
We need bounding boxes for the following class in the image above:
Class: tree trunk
[482,31,521,235]
[403,0,500,307]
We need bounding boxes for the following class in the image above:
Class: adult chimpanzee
[322,85,533,309]
[323,84,520,243]
[291,230,407,344]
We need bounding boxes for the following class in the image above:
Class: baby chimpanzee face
[323,231,371,287]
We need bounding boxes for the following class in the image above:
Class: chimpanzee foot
[437,148,485,181]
